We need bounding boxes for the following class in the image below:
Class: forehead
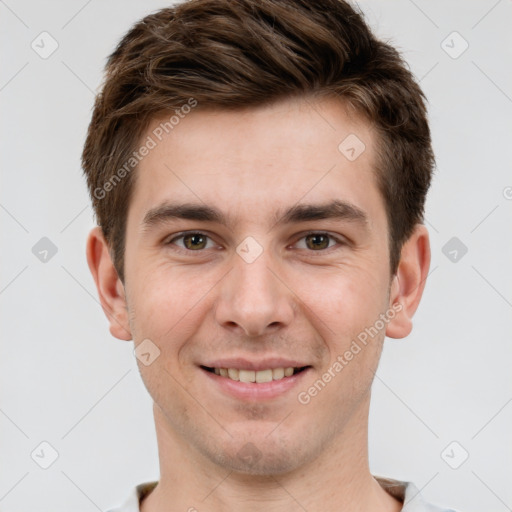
[128,96,386,233]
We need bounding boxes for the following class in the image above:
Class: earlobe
[86,226,132,341]
[385,224,431,339]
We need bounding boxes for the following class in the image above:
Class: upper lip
[201,358,310,371]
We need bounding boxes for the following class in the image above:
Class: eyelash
[165,231,346,255]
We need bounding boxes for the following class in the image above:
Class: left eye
[166,231,342,252]
[294,232,341,251]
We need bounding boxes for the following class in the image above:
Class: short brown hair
[82,0,434,283]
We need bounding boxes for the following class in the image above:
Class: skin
[87,96,430,511]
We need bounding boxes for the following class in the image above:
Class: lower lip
[201,367,311,400]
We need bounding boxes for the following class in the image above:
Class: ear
[86,226,132,341]
[385,223,431,339]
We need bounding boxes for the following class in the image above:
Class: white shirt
[106,476,460,511]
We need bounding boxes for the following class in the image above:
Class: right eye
[166,232,216,252]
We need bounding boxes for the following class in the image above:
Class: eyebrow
[141,199,370,232]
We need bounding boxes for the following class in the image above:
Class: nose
[214,246,295,337]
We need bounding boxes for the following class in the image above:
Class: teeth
[213,366,300,382]
[227,368,239,381]
[272,367,284,380]
[239,370,255,383]
[256,369,273,383]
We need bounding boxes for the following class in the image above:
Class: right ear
[86,226,132,341]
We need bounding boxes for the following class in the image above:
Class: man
[83,0,458,510]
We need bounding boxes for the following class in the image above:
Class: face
[120,96,399,474]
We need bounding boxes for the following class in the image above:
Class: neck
[141,396,402,512]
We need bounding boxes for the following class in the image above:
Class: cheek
[296,261,387,337]
[301,269,388,406]
[296,265,390,405]
[126,260,218,345]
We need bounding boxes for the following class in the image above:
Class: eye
[164,231,345,254]
[166,232,216,251]
[294,232,344,251]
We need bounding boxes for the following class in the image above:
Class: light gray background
[1,1,511,511]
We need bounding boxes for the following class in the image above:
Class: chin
[206,436,314,476]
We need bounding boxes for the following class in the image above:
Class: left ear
[385,223,431,339]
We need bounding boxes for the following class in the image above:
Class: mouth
[200,365,310,383]
[199,358,313,400]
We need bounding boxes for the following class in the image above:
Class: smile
[201,366,309,383]
[200,364,311,400]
